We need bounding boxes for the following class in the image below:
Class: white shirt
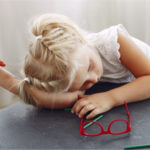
[87,24,150,83]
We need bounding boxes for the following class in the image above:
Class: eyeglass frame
[80,101,131,136]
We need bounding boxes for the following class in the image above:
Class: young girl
[1,13,150,120]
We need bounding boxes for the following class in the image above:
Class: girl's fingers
[78,104,96,118]
[86,108,103,119]
[0,60,6,67]
[72,100,88,115]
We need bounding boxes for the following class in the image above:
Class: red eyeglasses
[80,101,131,136]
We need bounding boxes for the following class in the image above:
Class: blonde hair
[18,13,88,106]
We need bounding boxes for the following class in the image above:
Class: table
[0,82,150,149]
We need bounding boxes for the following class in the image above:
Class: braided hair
[18,13,87,106]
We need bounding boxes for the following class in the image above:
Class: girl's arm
[72,31,150,119]
[109,31,150,106]
[28,86,84,109]
[0,62,83,108]
[0,67,19,95]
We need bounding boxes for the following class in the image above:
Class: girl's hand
[71,92,116,119]
[28,85,85,109]
[0,60,6,67]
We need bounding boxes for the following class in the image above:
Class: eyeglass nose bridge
[85,120,111,135]
[101,130,110,134]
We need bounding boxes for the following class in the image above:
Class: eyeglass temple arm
[80,117,84,135]
[124,101,131,129]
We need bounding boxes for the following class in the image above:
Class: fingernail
[0,62,6,67]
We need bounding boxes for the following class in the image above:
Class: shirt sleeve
[96,24,130,63]
[94,24,135,83]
